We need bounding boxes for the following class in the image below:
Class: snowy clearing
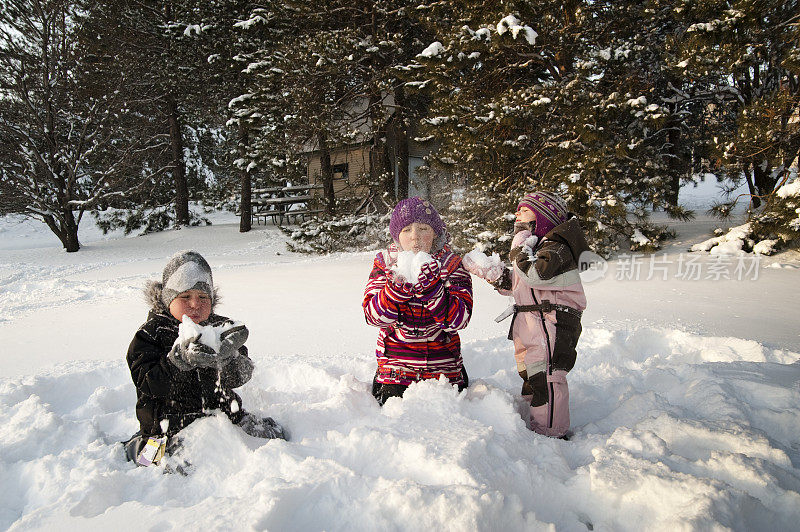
[0,209,799,531]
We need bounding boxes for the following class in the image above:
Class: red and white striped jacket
[363,243,473,387]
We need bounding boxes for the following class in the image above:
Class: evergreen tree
[408,1,700,255]
[84,0,236,233]
[165,0,268,232]
[0,0,145,251]
[749,172,800,251]
[234,2,351,216]
[677,0,800,213]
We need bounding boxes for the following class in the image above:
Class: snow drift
[1,212,798,531]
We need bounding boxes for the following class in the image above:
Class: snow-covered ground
[1,201,799,531]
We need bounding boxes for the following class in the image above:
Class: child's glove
[511,228,533,248]
[510,235,539,274]
[168,335,218,371]
[218,324,249,364]
[384,271,414,301]
[413,260,441,293]
[461,253,482,276]
[237,412,288,440]
[509,246,532,274]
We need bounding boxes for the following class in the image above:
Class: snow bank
[1,324,799,531]
[1,213,799,530]
[692,223,751,255]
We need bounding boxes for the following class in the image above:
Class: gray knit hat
[160,250,214,307]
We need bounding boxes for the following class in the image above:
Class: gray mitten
[184,339,219,368]
[238,412,288,440]
[167,335,196,371]
[168,335,218,370]
[218,324,249,364]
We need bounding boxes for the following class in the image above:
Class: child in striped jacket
[463,191,589,438]
[363,197,473,405]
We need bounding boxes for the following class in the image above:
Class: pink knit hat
[518,191,569,238]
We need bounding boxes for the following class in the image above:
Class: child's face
[398,222,435,253]
[169,289,212,323]
[516,206,536,224]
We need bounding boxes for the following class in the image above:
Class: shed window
[332,163,348,180]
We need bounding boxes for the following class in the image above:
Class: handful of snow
[178,315,241,353]
[463,249,504,282]
[392,251,434,285]
[522,235,539,256]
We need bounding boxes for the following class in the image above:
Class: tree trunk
[665,121,682,207]
[62,223,80,252]
[383,141,394,202]
[752,158,776,202]
[317,131,336,215]
[370,140,389,197]
[394,85,409,200]
[238,122,252,233]
[368,92,392,204]
[44,211,80,252]
[167,95,190,226]
[744,162,760,208]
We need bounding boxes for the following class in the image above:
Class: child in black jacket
[123,250,285,467]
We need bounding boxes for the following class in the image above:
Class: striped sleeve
[423,261,473,332]
[363,257,401,328]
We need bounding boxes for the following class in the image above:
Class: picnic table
[245,184,325,225]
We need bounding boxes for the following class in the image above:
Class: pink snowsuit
[495,218,588,437]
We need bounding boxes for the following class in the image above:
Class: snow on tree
[0,0,146,251]
[676,0,800,217]
[407,1,698,256]
[749,171,800,253]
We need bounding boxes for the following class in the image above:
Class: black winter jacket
[127,309,253,437]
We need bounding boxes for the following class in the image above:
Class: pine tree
[84,0,236,233]
[234,1,354,216]
[676,0,800,214]
[0,0,145,251]
[407,1,698,255]
[163,0,267,231]
[407,3,557,252]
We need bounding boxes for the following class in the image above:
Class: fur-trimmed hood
[144,280,220,314]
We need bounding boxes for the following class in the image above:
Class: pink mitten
[413,260,441,293]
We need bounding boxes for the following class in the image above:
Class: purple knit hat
[518,191,569,238]
[389,197,448,250]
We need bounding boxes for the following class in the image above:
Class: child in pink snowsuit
[464,191,589,438]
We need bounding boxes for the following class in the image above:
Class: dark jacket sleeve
[533,241,576,280]
[220,345,254,389]
[127,324,178,399]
